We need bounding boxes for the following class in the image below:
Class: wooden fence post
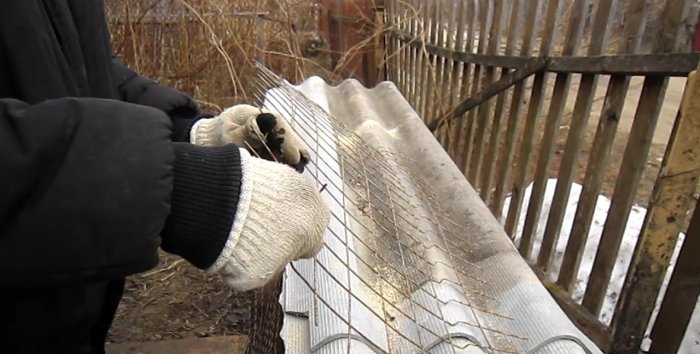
[611,61,700,354]
[648,201,700,354]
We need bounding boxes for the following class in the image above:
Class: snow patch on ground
[503,179,697,353]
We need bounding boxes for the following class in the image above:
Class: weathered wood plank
[524,0,589,265]
[399,0,409,99]
[416,1,431,120]
[556,0,617,291]
[407,0,420,112]
[390,30,700,76]
[425,0,444,128]
[584,77,669,315]
[470,0,505,189]
[547,53,700,76]
[107,336,249,354]
[391,0,402,93]
[482,0,523,208]
[459,0,491,178]
[649,201,700,354]
[512,0,560,256]
[422,0,441,122]
[392,29,532,67]
[453,0,479,174]
[447,0,468,160]
[384,0,393,82]
[575,0,649,316]
[428,57,547,132]
[436,0,453,149]
[577,74,636,315]
[398,0,410,109]
[491,0,541,222]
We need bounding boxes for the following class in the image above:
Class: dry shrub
[106,0,333,111]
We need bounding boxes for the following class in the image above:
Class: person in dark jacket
[0,2,330,354]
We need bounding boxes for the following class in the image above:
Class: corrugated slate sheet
[255,69,601,354]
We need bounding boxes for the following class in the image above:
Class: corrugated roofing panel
[257,71,601,354]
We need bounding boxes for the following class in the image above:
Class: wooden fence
[383,0,700,353]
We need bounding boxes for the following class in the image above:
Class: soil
[107,252,254,344]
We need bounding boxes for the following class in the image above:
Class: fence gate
[382,0,700,353]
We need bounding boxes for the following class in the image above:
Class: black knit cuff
[161,143,243,269]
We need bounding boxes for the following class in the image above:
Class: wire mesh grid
[249,63,529,354]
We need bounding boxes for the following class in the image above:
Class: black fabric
[0,1,243,353]
[0,98,170,285]
[0,1,199,141]
[0,0,241,283]
[162,144,243,269]
[112,59,201,141]
[0,278,125,354]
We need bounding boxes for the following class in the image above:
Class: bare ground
[107,252,254,344]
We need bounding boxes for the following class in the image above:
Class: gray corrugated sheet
[260,75,601,354]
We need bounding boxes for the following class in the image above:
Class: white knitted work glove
[190,104,311,172]
[207,149,330,291]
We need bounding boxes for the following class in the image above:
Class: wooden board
[107,336,248,354]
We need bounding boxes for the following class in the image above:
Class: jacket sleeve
[111,58,202,142]
[0,98,241,286]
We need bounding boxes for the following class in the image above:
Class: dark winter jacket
[0,1,243,353]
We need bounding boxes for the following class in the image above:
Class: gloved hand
[207,149,330,291]
[190,104,310,172]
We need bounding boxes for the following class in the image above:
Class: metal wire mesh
[247,63,528,354]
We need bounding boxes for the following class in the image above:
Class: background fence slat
[424,1,442,125]
[441,0,460,154]
[523,0,589,269]
[471,1,505,191]
[458,1,491,176]
[431,0,447,130]
[577,76,639,314]
[510,0,560,254]
[416,1,431,120]
[400,0,411,100]
[437,0,455,148]
[400,0,410,109]
[447,0,468,160]
[392,0,403,102]
[563,0,648,314]
[426,0,440,121]
[408,0,420,112]
[480,0,522,207]
[556,0,617,291]
[491,0,541,221]
[453,0,479,174]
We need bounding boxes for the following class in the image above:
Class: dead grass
[106,0,336,111]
